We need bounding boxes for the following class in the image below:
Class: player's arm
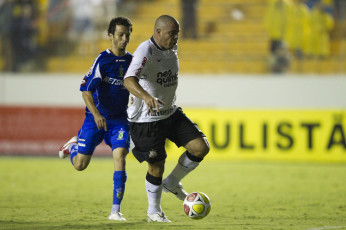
[82,91,107,131]
[124,77,163,115]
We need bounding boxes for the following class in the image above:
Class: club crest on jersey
[119,65,124,78]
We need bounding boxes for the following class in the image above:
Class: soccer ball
[183,192,211,219]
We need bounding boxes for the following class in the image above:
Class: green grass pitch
[0,155,345,230]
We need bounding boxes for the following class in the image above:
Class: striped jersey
[124,37,179,122]
[80,49,132,120]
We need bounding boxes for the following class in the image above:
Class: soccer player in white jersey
[124,15,210,222]
[58,17,133,221]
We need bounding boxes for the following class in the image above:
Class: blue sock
[69,144,78,166]
[112,171,127,212]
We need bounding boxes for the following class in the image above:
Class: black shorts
[129,107,205,164]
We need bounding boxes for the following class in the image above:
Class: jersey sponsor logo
[103,76,124,85]
[115,59,127,62]
[157,69,178,87]
[151,108,174,116]
[135,57,147,77]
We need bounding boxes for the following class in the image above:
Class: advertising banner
[1,106,345,162]
[166,109,346,162]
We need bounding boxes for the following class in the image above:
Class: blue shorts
[77,117,130,155]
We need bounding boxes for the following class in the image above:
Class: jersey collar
[150,36,163,51]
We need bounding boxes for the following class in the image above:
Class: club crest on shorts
[149,149,158,158]
[117,129,125,140]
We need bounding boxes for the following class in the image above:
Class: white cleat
[162,180,188,201]
[147,211,171,223]
[58,136,78,159]
[109,212,126,221]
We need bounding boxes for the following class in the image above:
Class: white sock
[111,204,120,213]
[68,143,78,152]
[164,152,200,186]
[145,180,162,215]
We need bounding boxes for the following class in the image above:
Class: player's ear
[109,33,114,40]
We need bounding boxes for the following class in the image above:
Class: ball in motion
[183,192,211,219]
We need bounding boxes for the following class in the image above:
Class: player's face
[110,25,131,52]
[158,22,179,50]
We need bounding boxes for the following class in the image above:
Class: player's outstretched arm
[124,77,163,115]
[82,91,107,131]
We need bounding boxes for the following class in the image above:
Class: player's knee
[189,137,210,158]
[113,152,127,162]
[113,149,128,161]
[73,161,88,171]
[74,164,87,171]
[201,141,210,156]
[196,142,210,158]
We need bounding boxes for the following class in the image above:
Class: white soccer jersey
[124,37,179,122]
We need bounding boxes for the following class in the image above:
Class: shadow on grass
[0,220,195,230]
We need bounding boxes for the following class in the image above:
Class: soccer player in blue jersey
[58,17,133,221]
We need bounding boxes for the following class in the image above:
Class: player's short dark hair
[108,17,133,35]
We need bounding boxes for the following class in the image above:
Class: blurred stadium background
[0,0,345,162]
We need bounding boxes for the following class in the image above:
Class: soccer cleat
[147,211,171,223]
[162,180,188,201]
[109,212,126,221]
[58,136,78,159]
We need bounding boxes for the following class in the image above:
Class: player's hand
[94,114,108,131]
[144,95,164,115]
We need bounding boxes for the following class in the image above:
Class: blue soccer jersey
[80,49,132,120]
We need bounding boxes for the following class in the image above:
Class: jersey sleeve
[80,59,103,92]
[124,42,151,80]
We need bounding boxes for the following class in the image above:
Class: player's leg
[163,108,210,200]
[108,147,128,221]
[72,120,104,171]
[59,118,104,171]
[129,121,171,222]
[59,137,93,171]
[146,160,171,222]
[105,123,130,221]
[71,153,92,171]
